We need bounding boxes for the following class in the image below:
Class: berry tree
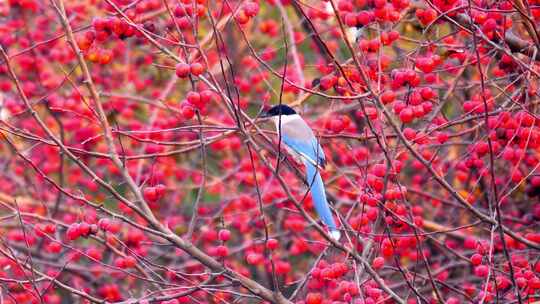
[0,0,539,303]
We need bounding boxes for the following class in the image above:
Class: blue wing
[280,133,340,240]
[281,134,326,169]
[305,160,340,239]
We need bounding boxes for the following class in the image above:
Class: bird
[261,104,341,240]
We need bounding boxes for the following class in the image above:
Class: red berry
[200,89,214,104]
[422,101,433,113]
[218,229,231,242]
[374,0,386,8]
[367,208,378,221]
[470,253,483,266]
[181,102,195,119]
[115,257,126,268]
[124,256,136,268]
[409,91,423,105]
[381,90,396,104]
[344,12,358,27]
[475,141,489,156]
[319,75,337,90]
[155,184,166,197]
[436,132,449,144]
[79,222,91,237]
[246,253,262,265]
[186,91,201,108]
[381,239,394,257]
[243,2,259,17]
[511,170,522,183]
[190,62,205,76]
[403,127,416,140]
[175,63,190,78]
[98,218,110,231]
[372,163,387,177]
[354,147,369,161]
[399,107,414,123]
[393,100,406,114]
[357,11,372,25]
[420,87,435,100]
[47,242,62,253]
[306,292,323,304]
[66,224,80,241]
[529,277,540,289]
[266,238,279,250]
[92,17,107,31]
[44,224,56,234]
[329,118,345,133]
[388,30,400,41]
[215,245,228,257]
[34,224,46,237]
[143,187,158,202]
[474,265,489,277]
[275,261,291,274]
[87,247,103,261]
[372,256,385,269]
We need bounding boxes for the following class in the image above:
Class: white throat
[271,114,300,132]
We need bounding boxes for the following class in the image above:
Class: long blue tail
[305,161,341,240]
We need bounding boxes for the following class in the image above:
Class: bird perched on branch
[261,104,341,240]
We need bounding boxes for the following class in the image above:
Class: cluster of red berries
[235,2,260,24]
[76,15,146,64]
[142,184,166,202]
[66,222,98,241]
[33,223,56,237]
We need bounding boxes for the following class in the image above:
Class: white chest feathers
[271,114,302,134]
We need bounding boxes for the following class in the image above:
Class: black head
[261,104,296,118]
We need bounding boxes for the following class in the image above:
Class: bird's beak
[259,111,270,118]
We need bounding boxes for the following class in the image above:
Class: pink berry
[175,63,190,78]
[218,229,231,242]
